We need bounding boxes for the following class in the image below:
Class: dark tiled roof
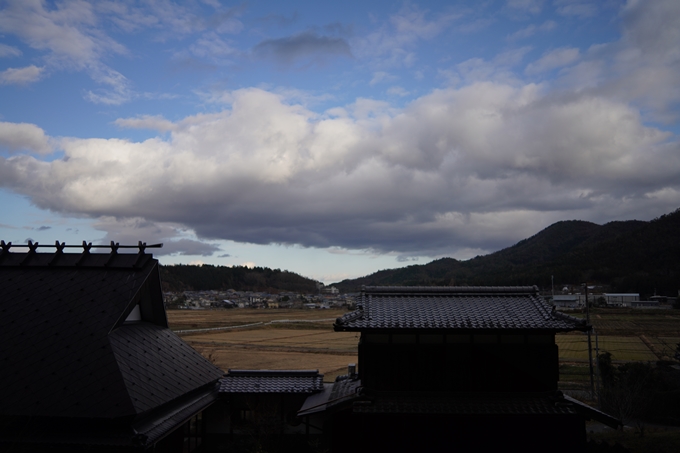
[334,286,587,332]
[352,393,578,416]
[329,376,362,401]
[297,378,361,417]
[220,370,324,394]
[110,323,223,414]
[133,383,220,446]
[0,251,222,420]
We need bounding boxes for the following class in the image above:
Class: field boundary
[189,342,357,356]
[175,317,339,334]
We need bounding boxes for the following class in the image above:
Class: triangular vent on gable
[125,304,142,322]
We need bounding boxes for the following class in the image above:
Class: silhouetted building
[214,370,325,450]
[0,243,223,452]
[302,286,619,453]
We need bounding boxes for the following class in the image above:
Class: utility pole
[584,283,595,400]
[594,328,601,408]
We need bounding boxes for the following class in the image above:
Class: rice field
[167,308,345,331]
[168,308,680,383]
[556,334,659,362]
[182,329,359,381]
[182,328,359,352]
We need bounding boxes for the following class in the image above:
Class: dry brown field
[565,309,680,337]
[167,308,344,331]
[170,309,358,381]
[169,308,680,383]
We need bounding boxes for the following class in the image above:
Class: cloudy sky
[1,0,679,284]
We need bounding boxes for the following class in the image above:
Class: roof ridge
[362,285,539,295]
[226,370,321,377]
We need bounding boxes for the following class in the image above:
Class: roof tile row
[335,286,587,332]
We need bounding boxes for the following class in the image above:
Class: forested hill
[332,208,680,297]
[159,264,319,293]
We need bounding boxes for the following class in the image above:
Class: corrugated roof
[334,286,588,332]
[220,370,324,394]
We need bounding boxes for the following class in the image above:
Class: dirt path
[639,335,665,360]
[175,318,338,334]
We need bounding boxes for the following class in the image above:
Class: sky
[1,0,679,284]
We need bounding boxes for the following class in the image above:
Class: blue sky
[1,0,679,284]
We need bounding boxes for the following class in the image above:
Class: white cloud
[613,0,680,121]
[1,84,678,257]
[97,0,243,37]
[554,1,598,18]
[525,47,580,74]
[92,216,221,256]
[353,3,460,68]
[387,86,410,97]
[114,115,176,132]
[507,0,544,14]
[452,47,532,85]
[546,0,680,122]
[189,32,238,64]
[0,0,243,102]
[0,43,22,57]
[507,20,556,40]
[370,71,397,86]
[0,65,44,85]
[0,121,52,154]
[0,0,129,99]
[0,0,125,68]
[83,64,132,105]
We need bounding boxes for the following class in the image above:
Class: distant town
[164,284,680,312]
[164,285,353,311]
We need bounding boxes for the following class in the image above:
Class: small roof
[298,378,361,417]
[220,370,324,394]
[334,286,588,332]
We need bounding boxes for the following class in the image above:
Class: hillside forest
[160,208,680,298]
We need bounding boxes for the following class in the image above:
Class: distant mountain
[332,208,680,298]
[159,264,319,293]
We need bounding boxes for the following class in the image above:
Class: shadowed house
[0,242,223,452]
[301,286,619,453]
[214,370,325,450]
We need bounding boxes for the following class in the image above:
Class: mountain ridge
[332,209,680,297]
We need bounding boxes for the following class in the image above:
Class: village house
[299,285,619,453]
[602,293,640,307]
[2,243,621,452]
[552,294,582,309]
[213,369,325,450]
[0,242,224,452]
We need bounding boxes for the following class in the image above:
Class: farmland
[170,309,358,381]
[559,309,680,362]
[169,307,680,383]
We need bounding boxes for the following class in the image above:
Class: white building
[603,293,639,307]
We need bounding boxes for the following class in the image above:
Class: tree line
[159,264,319,293]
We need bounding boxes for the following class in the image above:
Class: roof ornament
[19,240,39,265]
[75,241,93,266]
[0,240,163,252]
[104,241,120,267]
[0,240,163,268]
[48,241,66,266]
[133,241,149,268]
